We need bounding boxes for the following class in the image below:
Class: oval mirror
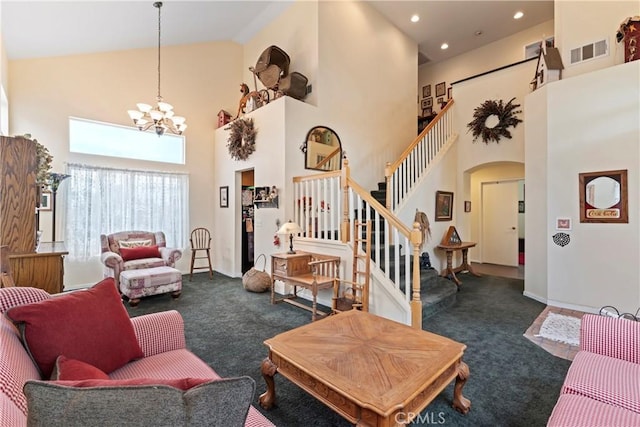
[586,176,620,209]
[303,126,342,171]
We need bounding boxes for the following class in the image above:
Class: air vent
[570,39,608,65]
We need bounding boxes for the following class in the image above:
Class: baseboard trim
[523,290,546,304]
[545,299,599,314]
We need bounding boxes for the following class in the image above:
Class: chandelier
[128,2,186,136]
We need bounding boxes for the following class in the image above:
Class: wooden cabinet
[0,136,37,253]
[9,242,68,294]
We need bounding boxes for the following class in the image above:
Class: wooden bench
[270,252,340,321]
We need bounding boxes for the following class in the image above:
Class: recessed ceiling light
[441,43,449,50]
[411,14,420,23]
[514,11,524,19]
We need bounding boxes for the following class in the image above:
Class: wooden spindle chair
[189,228,213,281]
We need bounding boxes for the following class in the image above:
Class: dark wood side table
[437,241,480,287]
[9,242,68,294]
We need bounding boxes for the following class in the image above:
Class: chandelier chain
[156,1,162,101]
[128,1,186,136]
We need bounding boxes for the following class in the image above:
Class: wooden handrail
[346,177,412,237]
[293,169,342,183]
[387,99,455,174]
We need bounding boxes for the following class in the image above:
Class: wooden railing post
[410,221,423,329]
[341,159,350,243]
[384,162,392,211]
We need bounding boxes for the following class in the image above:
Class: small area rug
[524,306,585,361]
[536,312,581,346]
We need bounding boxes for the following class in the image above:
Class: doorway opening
[241,169,254,274]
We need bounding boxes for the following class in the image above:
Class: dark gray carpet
[126,271,570,427]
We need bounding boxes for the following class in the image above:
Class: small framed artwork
[220,186,229,208]
[422,84,431,98]
[464,200,471,213]
[420,98,429,109]
[422,107,433,117]
[579,169,628,223]
[447,86,452,100]
[435,82,446,97]
[437,97,444,104]
[435,190,454,221]
[556,218,572,230]
[39,191,52,211]
[518,201,525,213]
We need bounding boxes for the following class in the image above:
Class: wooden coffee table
[259,310,470,426]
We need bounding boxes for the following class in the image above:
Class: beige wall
[9,41,244,287]
[526,60,640,313]
[555,0,640,79]
[419,19,554,115]
[318,1,417,190]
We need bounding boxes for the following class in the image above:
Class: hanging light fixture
[128,2,186,136]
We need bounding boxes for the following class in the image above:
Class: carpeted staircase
[368,180,458,319]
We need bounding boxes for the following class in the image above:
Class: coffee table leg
[453,361,471,414]
[259,358,278,409]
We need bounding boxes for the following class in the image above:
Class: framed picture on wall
[435,190,454,221]
[556,218,572,230]
[220,186,229,208]
[39,191,52,211]
[464,200,471,213]
[422,85,431,98]
[447,86,452,99]
[518,201,525,213]
[435,82,446,97]
[579,169,628,223]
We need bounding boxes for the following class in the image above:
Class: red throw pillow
[54,377,212,391]
[119,245,161,262]
[6,278,144,378]
[50,355,110,381]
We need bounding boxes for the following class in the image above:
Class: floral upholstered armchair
[100,231,182,288]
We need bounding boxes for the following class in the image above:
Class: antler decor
[226,117,257,161]
[467,97,522,144]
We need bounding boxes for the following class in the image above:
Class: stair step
[377,182,387,191]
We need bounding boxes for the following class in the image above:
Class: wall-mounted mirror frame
[579,169,628,223]
[302,126,342,171]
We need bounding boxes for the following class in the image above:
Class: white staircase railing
[291,101,458,328]
[293,161,423,328]
[386,100,456,211]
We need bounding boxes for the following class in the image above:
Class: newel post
[410,221,423,329]
[341,159,350,243]
[384,161,392,211]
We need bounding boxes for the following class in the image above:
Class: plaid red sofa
[547,313,640,426]
[0,287,275,427]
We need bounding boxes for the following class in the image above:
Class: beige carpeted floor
[524,306,587,361]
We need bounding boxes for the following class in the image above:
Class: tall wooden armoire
[0,136,68,294]
[0,136,37,253]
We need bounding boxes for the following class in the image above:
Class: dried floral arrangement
[467,98,522,144]
[226,118,257,161]
[30,136,53,185]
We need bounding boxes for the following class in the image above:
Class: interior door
[481,180,519,266]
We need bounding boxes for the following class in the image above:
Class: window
[69,117,185,164]
[65,163,189,260]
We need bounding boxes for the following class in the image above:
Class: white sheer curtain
[65,163,189,260]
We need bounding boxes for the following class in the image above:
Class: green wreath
[227,118,257,161]
[467,97,522,144]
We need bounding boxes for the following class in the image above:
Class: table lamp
[278,220,302,254]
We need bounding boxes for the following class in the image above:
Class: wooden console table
[9,242,68,294]
[437,241,480,287]
[270,251,340,321]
